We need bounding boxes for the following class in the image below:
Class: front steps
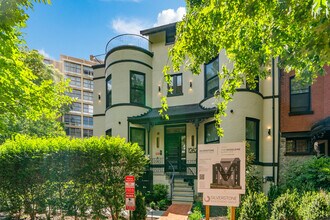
[172,178,194,204]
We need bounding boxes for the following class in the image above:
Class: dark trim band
[105,45,153,61]
[264,95,279,99]
[92,64,105,69]
[255,162,279,167]
[236,88,263,99]
[105,59,152,72]
[93,76,105,80]
[93,113,105,117]
[106,103,152,112]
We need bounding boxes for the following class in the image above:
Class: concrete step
[173,190,193,196]
[172,196,194,203]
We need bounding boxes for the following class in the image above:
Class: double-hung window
[205,57,219,98]
[130,71,145,105]
[246,118,259,162]
[290,76,311,114]
[168,73,183,96]
[286,139,310,154]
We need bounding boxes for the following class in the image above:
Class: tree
[162,0,330,135]
[0,0,72,143]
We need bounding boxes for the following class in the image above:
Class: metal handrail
[167,160,175,200]
[105,34,152,53]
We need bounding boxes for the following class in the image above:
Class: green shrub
[188,207,203,220]
[270,190,299,220]
[298,191,330,220]
[281,157,330,192]
[152,184,169,202]
[132,191,146,220]
[157,198,171,211]
[149,201,156,210]
[238,192,269,220]
[268,183,282,202]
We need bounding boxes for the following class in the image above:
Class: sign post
[125,175,136,215]
[198,142,246,219]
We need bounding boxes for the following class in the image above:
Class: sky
[24,0,186,61]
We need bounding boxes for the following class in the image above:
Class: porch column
[193,119,201,177]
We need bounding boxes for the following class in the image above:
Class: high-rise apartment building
[45,55,98,138]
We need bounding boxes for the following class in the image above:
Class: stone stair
[171,178,194,204]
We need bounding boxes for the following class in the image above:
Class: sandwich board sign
[125,175,135,211]
[198,142,245,207]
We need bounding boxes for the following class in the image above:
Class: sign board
[125,175,135,211]
[198,142,245,206]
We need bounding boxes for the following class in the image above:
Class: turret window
[204,56,219,98]
[130,71,145,105]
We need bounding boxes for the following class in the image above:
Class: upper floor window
[204,56,219,98]
[205,121,219,144]
[168,73,183,96]
[83,91,93,102]
[68,89,81,99]
[106,75,112,108]
[130,127,146,151]
[64,61,81,74]
[65,127,81,138]
[83,116,93,128]
[166,26,176,45]
[290,76,311,114]
[83,66,94,77]
[246,77,259,92]
[106,129,112,137]
[83,79,93,89]
[83,104,93,114]
[66,75,81,87]
[286,139,310,155]
[246,118,259,162]
[130,71,145,105]
[64,114,81,126]
[83,129,93,138]
[70,102,81,112]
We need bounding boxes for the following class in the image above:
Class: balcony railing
[105,34,151,53]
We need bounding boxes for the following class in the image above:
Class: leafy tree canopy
[163,0,330,135]
[0,0,72,143]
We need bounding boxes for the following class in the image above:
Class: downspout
[277,58,281,185]
[272,58,275,182]
[147,123,151,156]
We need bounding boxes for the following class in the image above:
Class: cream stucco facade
[93,23,280,196]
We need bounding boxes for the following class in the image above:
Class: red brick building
[280,67,330,159]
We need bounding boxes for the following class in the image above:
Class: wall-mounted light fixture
[158,85,161,92]
[268,128,271,136]
[189,81,193,89]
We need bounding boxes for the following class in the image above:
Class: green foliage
[161,0,330,135]
[268,183,282,203]
[238,192,269,220]
[132,191,146,220]
[188,206,203,220]
[281,157,330,192]
[157,199,171,211]
[152,184,169,203]
[0,0,72,144]
[0,135,148,219]
[299,191,330,220]
[270,190,300,220]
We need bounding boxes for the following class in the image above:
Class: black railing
[167,160,175,200]
[105,34,151,53]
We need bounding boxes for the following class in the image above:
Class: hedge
[0,135,148,220]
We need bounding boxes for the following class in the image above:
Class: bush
[298,191,330,220]
[238,192,269,220]
[132,191,146,220]
[188,207,203,220]
[152,184,169,202]
[0,135,148,220]
[281,157,330,192]
[270,190,299,220]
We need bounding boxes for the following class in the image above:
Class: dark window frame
[105,129,112,137]
[130,71,146,105]
[246,117,260,163]
[204,121,219,144]
[106,74,112,108]
[289,76,312,115]
[130,127,146,151]
[167,73,183,97]
[285,138,311,155]
[165,26,176,45]
[204,56,219,99]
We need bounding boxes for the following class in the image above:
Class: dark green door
[165,126,186,172]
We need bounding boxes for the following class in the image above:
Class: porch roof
[311,116,330,137]
[128,104,215,125]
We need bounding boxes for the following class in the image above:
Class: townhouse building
[92,23,281,203]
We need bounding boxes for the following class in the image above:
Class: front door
[165,126,186,172]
